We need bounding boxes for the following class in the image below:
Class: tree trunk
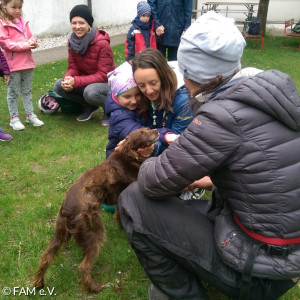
[257,0,270,36]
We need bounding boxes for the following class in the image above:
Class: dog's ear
[119,136,144,163]
[124,149,141,162]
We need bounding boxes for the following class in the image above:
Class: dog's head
[118,128,159,163]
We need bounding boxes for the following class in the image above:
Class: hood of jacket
[93,29,111,45]
[105,91,122,117]
[213,70,300,131]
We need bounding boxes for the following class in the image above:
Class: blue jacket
[105,91,147,157]
[125,17,156,61]
[149,87,194,155]
[148,0,193,46]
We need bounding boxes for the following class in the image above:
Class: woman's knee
[83,83,109,107]
[54,79,63,95]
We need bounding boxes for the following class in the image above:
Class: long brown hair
[132,48,177,112]
[136,91,151,114]
[0,0,23,23]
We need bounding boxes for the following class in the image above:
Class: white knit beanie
[178,12,246,84]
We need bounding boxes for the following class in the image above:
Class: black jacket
[138,70,300,279]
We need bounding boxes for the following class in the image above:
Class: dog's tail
[33,212,70,288]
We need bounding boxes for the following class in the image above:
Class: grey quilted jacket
[138,69,300,279]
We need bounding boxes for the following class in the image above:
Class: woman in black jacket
[119,12,300,300]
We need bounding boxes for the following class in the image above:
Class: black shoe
[76,106,100,122]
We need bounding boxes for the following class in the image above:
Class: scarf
[68,27,97,55]
[134,17,151,30]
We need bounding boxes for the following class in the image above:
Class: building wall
[195,0,300,23]
[23,0,300,38]
[23,0,140,37]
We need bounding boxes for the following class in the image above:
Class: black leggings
[119,182,296,300]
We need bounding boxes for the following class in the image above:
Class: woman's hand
[115,139,155,158]
[137,143,155,158]
[184,176,213,191]
[61,76,75,91]
[164,133,179,144]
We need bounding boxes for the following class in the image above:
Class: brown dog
[33,128,159,293]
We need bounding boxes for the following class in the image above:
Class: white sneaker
[26,114,44,127]
[10,117,25,131]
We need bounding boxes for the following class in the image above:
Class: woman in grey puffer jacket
[119,12,300,300]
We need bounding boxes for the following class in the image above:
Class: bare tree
[257,0,270,36]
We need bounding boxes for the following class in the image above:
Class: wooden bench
[242,31,264,51]
[283,18,300,50]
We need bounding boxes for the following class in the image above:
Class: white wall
[195,0,300,22]
[23,0,300,38]
[23,0,140,37]
[266,0,300,22]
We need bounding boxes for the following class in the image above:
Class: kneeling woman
[119,12,300,300]
[54,5,115,125]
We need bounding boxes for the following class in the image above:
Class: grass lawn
[0,37,300,299]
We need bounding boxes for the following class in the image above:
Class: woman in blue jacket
[105,52,193,158]
[104,50,194,212]
[131,48,194,156]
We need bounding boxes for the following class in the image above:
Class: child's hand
[28,40,39,49]
[2,75,9,84]
[28,37,39,49]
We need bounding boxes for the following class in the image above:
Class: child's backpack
[248,17,261,35]
[293,21,300,33]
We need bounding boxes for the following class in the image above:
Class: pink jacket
[0,17,36,72]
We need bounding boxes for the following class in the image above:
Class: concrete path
[33,33,126,65]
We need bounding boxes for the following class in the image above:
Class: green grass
[0,37,300,299]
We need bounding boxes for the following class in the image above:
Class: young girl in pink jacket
[0,0,44,131]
